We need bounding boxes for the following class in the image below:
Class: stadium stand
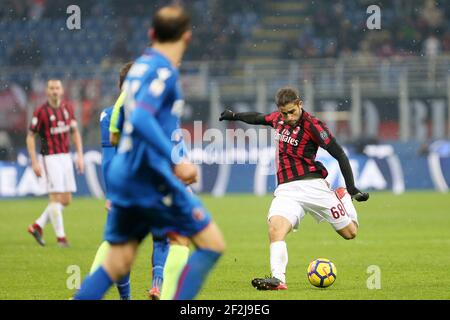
[0,0,449,149]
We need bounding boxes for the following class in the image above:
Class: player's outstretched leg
[74,241,138,300]
[160,236,190,300]
[173,222,225,300]
[148,236,169,300]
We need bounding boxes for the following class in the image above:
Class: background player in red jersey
[26,79,84,247]
[220,86,369,290]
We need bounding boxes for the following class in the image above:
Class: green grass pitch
[1,192,449,300]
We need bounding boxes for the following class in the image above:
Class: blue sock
[152,236,169,289]
[173,248,221,300]
[74,266,113,300]
[116,273,131,300]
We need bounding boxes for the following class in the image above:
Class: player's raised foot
[251,277,287,291]
[147,287,161,300]
[120,295,131,300]
[57,237,70,248]
[27,224,45,246]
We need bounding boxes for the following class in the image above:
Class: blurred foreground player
[220,87,369,290]
[27,79,84,247]
[109,66,193,301]
[88,62,133,300]
[75,5,225,300]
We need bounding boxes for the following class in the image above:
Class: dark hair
[119,61,134,89]
[275,87,300,107]
[47,79,62,86]
[152,6,191,43]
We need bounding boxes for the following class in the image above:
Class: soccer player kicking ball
[27,79,84,247]
[219,87,369,290]
[74,5,225,300]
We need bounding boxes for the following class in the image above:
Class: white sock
[35,205,51,228]
[341,192,359,227]
[48,202,65,238]
[270,241,288,283]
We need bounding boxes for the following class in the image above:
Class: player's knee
[338,222,357,240]
[106,244,136,279]
[60,194,72,206]
[114,251,134,276]
[192,222,226,253]
[61,199,71,206]
[122,259,133,274]
[268,224,280,239]
[342,228,357,240]
[343,230,357,240]
[216,235,226,253]
[204,232,226,253]
[349,222,358,239]
[268,218,290,241]
[210,241,226,254]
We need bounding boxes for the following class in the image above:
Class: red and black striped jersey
[29,101,77,155]
[264,110,334,185]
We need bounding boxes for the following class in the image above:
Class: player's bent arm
[326,140,370,202]
[131,107,175,163]
[326,139,359,195]
[219,109,268,125]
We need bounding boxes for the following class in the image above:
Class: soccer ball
[307,258,337,288]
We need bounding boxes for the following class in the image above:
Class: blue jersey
[104,48,210,243]
[100,105,125,148]
[100,106,116,197]
[107,48,187,208]
[100,106,114,148]
[100,104,125,196]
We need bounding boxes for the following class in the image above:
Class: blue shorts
[104,191,211,244]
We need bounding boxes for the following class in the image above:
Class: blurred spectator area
[240,0,450,60]
[1,0,449,66]
[0,0,261,67]
[0,0,262,142]
[1,0,450,148]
